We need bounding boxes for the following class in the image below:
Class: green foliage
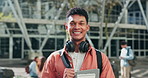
[0,12,13,20]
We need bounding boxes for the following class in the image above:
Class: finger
[65,68,75,78]
[67,73,75,78]
[65,68,74,73]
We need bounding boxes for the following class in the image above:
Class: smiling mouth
[73,32,81,34]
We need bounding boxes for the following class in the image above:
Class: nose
[74,23,80,29]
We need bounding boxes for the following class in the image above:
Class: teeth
[74,32,81,34]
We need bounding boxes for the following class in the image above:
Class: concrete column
[9,35,13,59]
[36,0,41,19]
[125,9,128,24]
[108,41,111,58]
[21,38,24,59]
[146,0,148,19]
[45,2,49,19]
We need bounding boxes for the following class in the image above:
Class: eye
[70,22,75,26]
[79,23,85,26]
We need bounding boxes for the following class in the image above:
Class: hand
[63,68,75,78]
[119,56,124,59]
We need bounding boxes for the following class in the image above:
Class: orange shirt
[41,47,115,78]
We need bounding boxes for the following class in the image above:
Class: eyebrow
[70,20,85,23]
[80,21,85,23]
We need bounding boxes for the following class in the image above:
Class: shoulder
[29,61,36,68]
[30,61,36,65]
[46,50,61,62]
[94,49,109,61]
[50,50,61,56]
[100,52,109,60]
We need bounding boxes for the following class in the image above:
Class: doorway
[13,38,22,58]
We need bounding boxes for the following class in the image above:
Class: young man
[41,7,115,78]
[120,41,134,78]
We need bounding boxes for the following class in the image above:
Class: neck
[74,41,80,53]
[71,39,86,53]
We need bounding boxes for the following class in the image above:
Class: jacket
[41,46,115,78]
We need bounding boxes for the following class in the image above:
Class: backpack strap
[59,51,71,68]
[95,49,102,76]
[126,48,130,56]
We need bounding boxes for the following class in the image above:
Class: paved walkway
[1,67,30,78]
[2,65,148,78]
[1,58,148,78]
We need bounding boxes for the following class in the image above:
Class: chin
[72,37,85,41]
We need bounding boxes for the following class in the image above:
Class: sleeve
[124,49,134,60]
[100,53,115,78]
[40,54,56,78]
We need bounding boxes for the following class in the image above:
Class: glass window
[134,40,139,49]
[24,40,29,50]
[140,30,144,33]
[13,38,22,58]
[136,13,139,17]
[129,13,133,16]
[140,35,144,39]
[146,41,148,49]
[127,33,132,38]
[140,40,144,49]
[134,51,138,56]
[127,40,133,49]
[43,51,53,58]
[57,39,64,50]
[146,52,148,56]
[91,39,98,49]
[43,38,55,49]
[90,27,99,31]
[31,38,39,49]
[146,35,148,39]
[140,51,144,56]
[103,40,106,48]
[111,40,117,57]
[134,30,139,33]
[0,38,9,58]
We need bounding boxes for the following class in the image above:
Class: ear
[64,23,68,30]
[87,25,90,31]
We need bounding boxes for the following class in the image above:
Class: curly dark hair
[66,7,88,24]
[121,41,127,45]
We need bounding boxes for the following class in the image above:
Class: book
[75,69,100,78]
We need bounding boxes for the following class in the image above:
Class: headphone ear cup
[79,41,89,53]
[66,41,75,52]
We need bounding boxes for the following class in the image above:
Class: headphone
[65,40,90,53]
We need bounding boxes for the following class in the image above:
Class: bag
[0,69,14,78]
[25,65,30,74]
[128,59,136,67]
[127,48,137,67]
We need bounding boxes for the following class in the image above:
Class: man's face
[121,44,127,48]
[65,15,89,41]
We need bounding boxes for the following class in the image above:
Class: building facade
[0,0,148,59]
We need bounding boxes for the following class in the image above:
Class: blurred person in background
[119,41,134,78]
[29,56,39,78]
[36,56,46,78]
